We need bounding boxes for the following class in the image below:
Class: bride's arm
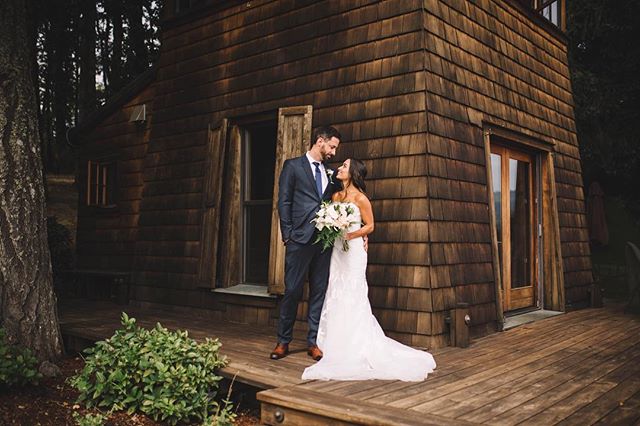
[346,193,374,240]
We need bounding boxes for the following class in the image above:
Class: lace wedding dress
[302,203,436,381]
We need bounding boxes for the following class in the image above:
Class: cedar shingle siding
[76,0,591,348]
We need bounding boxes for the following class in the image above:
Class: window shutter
[268,106,313,295]
[217,125,242,288]
[199,119,228,286]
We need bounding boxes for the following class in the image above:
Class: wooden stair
[257,386,478,426]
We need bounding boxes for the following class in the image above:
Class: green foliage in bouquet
[313,224,345,252]
[69,313,231,425]
[0,328,42,388]
[312,201,357,252]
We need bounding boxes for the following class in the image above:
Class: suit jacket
[278,155,339,244]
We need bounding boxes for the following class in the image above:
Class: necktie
[313,162,323,197]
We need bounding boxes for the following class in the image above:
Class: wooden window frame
[511,0,567,40]
[240,122,278,285]
[198,106,313,295]
[210,114,279,290]
[86,159,117,208]
[533,0,566,31]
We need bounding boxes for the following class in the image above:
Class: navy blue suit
[277,155,338,346]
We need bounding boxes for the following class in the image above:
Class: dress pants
[276,240,332,346]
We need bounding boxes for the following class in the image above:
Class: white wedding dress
[302,203,436,381]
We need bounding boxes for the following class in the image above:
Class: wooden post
[450,303,470,348]
[542,153,566,311]
[483,129,505,330]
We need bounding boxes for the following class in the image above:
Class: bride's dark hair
[347,158,367,194]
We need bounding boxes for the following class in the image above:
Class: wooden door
[490,145,538,312]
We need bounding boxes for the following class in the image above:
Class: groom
[270,126,342,361]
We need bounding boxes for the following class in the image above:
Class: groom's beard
[321,152,334,161]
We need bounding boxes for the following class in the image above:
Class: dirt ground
[0,356,260,425]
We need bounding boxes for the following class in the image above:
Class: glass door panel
[491,152,503,288]
[490,145,537,312]
[509,158,532,288]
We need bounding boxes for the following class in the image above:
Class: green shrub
[72,411,107,426]
[70,313,230,425]
[201,385,237,426]
[0,329,41,388]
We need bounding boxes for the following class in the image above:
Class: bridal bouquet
[312,202,359,252]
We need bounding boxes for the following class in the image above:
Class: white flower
[327,206,340,220]
[311,201,360,252]
[326,168,334,184]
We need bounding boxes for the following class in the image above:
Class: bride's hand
[345,233,368,251]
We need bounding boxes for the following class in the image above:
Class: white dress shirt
[305,151,328,194]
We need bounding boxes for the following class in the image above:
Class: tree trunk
[0,0,63,362]
[50,2,68,174]
[97,0,112,97]
[125,0,148,76]
[78,0,97,121]
[42,22,54,172]
[107,0,124,94]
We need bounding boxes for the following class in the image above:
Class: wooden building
[71,0,591,348]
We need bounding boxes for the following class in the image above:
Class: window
[86,160,116,207]
[538,0,561,27]
[241,123,277,284]
[518,0,565,30]
[199,106,313,294]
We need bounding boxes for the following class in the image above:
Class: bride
[302,158,436,381]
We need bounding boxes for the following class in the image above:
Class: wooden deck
[59,300,640,425]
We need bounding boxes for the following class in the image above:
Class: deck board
[592,389,640,425]
[59,300,640,425]
[411,321,640,418]
[483,342,640,424]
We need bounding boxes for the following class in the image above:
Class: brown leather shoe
[270,343,289,360]
[307,345,323,361]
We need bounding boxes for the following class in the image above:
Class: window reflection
[491,153,503,288]
[509,158,531,288]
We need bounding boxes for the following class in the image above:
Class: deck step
[257,386,479,426]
